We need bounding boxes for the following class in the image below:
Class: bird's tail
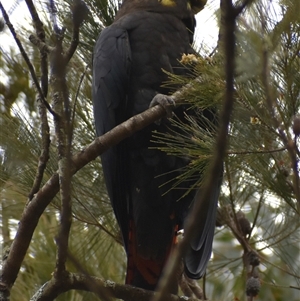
[184,173,222,279]
[126,220,178,291]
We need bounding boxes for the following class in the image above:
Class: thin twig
[27,99,51,201]
[74,66,88,118]
[249,192,263,238]
[64,0,88,63]
[261,29,300,208]
[261,257,300,279]
[289,286,300,291]
[70,191,123,244]
[228,147,286,155]
[24,0,48,95]
[0,1,56,116]
[64,19,80,63]
[70,64,89,139]
[25,0,51,202]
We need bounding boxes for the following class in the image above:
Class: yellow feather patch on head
[159,0,176,7]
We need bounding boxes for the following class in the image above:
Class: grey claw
[150,94,175,119]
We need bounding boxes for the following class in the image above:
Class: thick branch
[30,273,201,301]
[51,34,73,277]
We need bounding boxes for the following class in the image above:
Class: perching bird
[92,0,221,292]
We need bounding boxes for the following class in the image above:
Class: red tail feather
[126,220,178,290]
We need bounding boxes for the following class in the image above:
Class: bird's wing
[184,171,223,279]
[92,24,131,247]
[93,24,131,134]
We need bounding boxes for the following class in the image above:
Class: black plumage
[92,0,220,291]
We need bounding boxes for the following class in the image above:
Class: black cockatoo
[92,0,221,292]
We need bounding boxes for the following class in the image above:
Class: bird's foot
[149,94,175,123]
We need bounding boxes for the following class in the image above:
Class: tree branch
[64,0,88,63]
[234,0,255,16]
[52,48,73,278]
[25,0,51,202]
[29,34,54,54]
[30,272,203,301]
[24,0,48,95]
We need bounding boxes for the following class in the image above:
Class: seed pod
[246,277,260,297]
[248,250,260,267]
[236,211,251,236]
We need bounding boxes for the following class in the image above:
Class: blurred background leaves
[0,0,299,300]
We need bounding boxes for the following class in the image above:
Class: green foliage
[0,1,123,300]
[0,0,299,300]
[153,1,300,300]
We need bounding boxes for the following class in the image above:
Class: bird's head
[119,0,207,16]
